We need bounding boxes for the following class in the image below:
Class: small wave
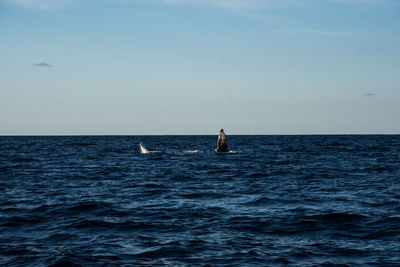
[1,215,45,227]
[244,196,271,205]
[71,218,153,231]
[11,156,37,163]
[68,202,111,212]
[147,156,164,161]
[328,141,343,147]
[246,172,266,178]
[306,212,367,222]
[228,216,271,233]
[132,245,191,258]
[68,142,93,147]
[43,254,82,267]
[179,191,224,199]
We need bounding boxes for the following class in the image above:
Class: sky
[0,0,399,135]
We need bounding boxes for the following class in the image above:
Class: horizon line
[1,133,399,137]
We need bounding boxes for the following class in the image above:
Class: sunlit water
[1,135,400,266]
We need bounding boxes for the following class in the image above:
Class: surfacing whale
[216,129,228,152]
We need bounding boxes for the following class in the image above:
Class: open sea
[1,135,400,266]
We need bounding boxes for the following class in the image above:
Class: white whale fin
[140,142,149,154]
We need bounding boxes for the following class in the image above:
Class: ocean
[1,135,399,266]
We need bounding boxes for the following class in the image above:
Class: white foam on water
[215,150,239,154]
[185,150,200,154]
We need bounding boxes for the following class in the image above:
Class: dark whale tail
[216,129,228,152]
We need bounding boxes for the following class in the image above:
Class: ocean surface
[1,135,400,266]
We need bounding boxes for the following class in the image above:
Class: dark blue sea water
[1,135,400,266]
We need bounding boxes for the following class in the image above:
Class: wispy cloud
[7,0,399,10]
[278,28,366,37]
[161,0,298,10]
[330,0,399,6]
[363,93,376,96]
[33,62,53,67]
[6,0,71,9]
[160,0,400,9]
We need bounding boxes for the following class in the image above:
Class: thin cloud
[161,0,299,10]
[276,28,365,37]
[363,93,375,96]
[161,0,400,9]
[7,0,399,10]
[33,62,53,67]
[330,0,399,6]
[6,0,71,9]
[304,29,363,37]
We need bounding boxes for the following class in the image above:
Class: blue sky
[1,0,399,135]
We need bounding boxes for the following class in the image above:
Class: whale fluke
[216,129,228,152]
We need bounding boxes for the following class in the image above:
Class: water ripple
[0,135,399,266]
